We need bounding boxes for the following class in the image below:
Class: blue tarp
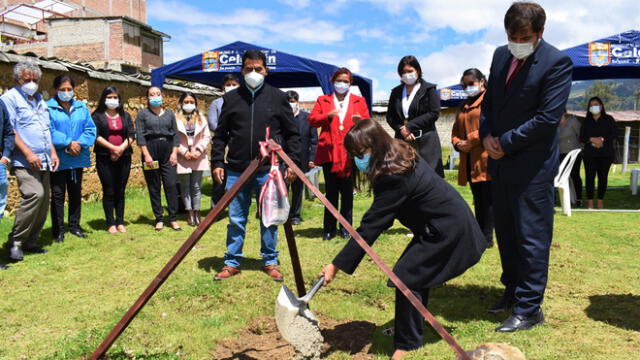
[151,41,373,110]
[438,29,640,108]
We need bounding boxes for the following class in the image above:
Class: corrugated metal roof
[568,110,640,122]
[0,51,222,96]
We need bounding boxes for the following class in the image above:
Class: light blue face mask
[149,96,163,107]
[57,90,74,102]
[354,153,371,173]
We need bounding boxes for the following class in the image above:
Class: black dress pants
[50,168,84,237]
[492,179,554,316]
[290,177,304,220]
[470,180,494,245]
[322,163,353,234]
[583,156,613,200]
[211,160,226,206]
[96,155,131,226]
[559,152,583,201]
[394,287,430,351]
[143,138,178,222]
[467,157,494,245]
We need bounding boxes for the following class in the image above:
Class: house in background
[0,0,167,73]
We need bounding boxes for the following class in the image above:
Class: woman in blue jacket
[47,74,96,243]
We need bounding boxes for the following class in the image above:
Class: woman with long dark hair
[580,96,616,209]
[309,67,370,240]
[451,68,494,247]
[175,92,210,226]
[136,86,181,231]
[47,74,96,242]
[320,119,485,359]
[387,55,443,177]
[92,86,135,234]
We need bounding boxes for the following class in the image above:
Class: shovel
[275,277,325,359]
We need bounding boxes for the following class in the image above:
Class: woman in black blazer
[320,119,486,359]
[386,55,444,177]
[580,96,616,209]
[92,86,135,234]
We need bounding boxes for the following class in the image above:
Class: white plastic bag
[259,164,290,227]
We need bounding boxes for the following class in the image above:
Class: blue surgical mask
[354,153,371,173]
[149,96,163,107]
[57,90,74,102]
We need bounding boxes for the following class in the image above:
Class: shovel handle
[300,276,324,304]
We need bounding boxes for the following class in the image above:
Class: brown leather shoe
[263,265,284,282]
[214,266,240,280]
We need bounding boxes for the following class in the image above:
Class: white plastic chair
[554,148,582,216]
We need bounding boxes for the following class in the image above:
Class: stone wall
[0,62,216,214]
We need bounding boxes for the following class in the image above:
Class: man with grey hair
[1,60,59,262]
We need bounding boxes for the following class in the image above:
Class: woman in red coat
[309,67,370,240]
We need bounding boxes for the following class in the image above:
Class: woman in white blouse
[386,56,444,177]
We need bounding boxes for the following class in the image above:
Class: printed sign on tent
[202,49,278,72]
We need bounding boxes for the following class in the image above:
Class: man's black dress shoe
[1,264,9,270]
[339,228,350,239]
[69,229,87,238]
[9,244,23,261]
[23,246,48,254]
[322,232,335,241]
[291,218,301,225]
[54,234,64,243]
[488,296,515,314]
[495,309,544,332]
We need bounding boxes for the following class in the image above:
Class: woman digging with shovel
[320,119,487,359]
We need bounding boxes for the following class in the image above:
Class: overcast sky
[148,0,640,102]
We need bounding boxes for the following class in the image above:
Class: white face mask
[334,81,350,95]
[21,81,38,96]
[105,98,119,109]
[244,71,264,89]
[224,85,239,93]
[290,102,299,114]
[464,86,481,97]
[401,72,418,86]
[508,39,537,59]
[589,105,601,115]
[182,103,196,113]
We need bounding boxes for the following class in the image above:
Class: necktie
[505,59,524,92]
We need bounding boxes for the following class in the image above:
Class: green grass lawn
[0,168,639,359]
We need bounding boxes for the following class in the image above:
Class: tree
[585,81,621,110]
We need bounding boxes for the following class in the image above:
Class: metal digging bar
[269,139,472,360]
[90,158,267,359]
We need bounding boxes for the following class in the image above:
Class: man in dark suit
[286,90,318,225]
[480,2,572,332]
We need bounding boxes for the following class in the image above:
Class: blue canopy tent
[151,41,373,110]
[438,29,640,108]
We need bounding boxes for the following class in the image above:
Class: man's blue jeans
[224,170,278,268]
[0,163,8,219]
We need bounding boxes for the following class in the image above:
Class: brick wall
[108,21,124,61]
[0,61,217,213]
[53,42,104,64]
[142,51,162,70]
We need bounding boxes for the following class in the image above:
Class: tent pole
[623,126,630,172]
[89,158,265,359]
[268,140,472,360]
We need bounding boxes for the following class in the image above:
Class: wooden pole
[269,140,472,360]
[283,220,307,297]
[90,158,264,359]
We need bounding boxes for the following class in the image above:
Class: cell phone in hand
[143,160,159,170]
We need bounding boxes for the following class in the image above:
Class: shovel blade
[275,285,323,358]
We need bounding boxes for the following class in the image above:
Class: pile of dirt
[211,313,376,360]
